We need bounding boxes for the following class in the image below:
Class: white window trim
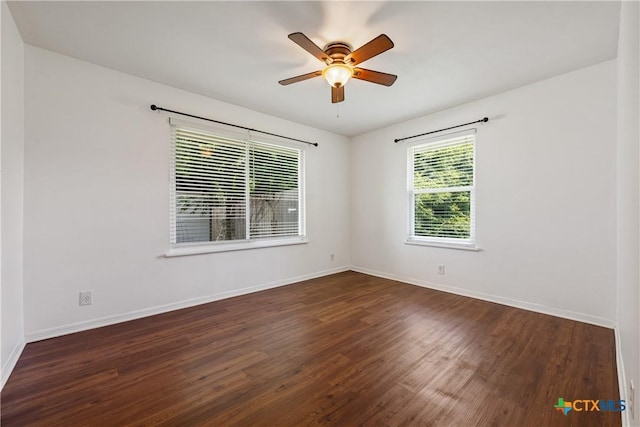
[405,238,480,251]
[167,117,307,256]
[406,129,478,251]
[165,236,308,257]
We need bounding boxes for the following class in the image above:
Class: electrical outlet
[79,291,93,306]
[438,265,445,275]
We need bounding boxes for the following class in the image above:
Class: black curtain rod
[150,105,318,147]
[394,117,489,143]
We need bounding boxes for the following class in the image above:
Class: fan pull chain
[336,103,340,119]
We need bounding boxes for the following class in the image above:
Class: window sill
[165,237,308,257]
[405,239,481,252]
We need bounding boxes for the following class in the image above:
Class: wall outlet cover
[79,291,93,306]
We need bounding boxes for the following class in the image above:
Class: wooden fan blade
[345,34,394,66]
[331,85,345,103]
[279,70,323,85]
[352,68,397,86]
[288,32,332,64]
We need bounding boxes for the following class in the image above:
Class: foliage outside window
[170,125,303,248]
[408,133,475,247]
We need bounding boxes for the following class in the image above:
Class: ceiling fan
[279,32,397,104]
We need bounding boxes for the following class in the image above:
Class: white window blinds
[249,142,300,239]
[408,133,475,244]
[171,125,302,246]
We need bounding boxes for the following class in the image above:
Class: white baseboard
[1,338,26,391]
[350,266,616,329]
[25,266,349,343]
[614,327,632,427]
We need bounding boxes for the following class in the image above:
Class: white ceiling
[8,1,621,137]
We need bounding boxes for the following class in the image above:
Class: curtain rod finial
[150,104,158,111]
[482,117,488,122]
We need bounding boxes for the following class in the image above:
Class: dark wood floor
[2,271,620,426]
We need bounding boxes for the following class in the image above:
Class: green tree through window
[409,135,475,244]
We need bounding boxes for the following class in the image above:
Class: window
[169,123,305,255]
[407,132,476,249]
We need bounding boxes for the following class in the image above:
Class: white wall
[616,1,640,424]
[23,46,350,339]
[351,60,618,326]
[1,1,25,388]
[12,10,633,410]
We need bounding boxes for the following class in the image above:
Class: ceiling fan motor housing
[323,42,353,64]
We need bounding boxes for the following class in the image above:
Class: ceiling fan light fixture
[322,63,353,88]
